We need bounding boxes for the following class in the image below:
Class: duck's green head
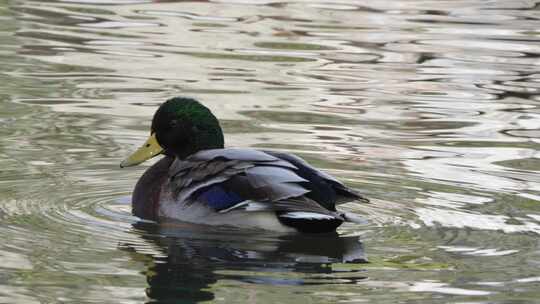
[120,97,224,167]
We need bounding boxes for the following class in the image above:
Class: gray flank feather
[246,166,307,188]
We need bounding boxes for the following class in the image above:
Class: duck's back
[148,148,367,232]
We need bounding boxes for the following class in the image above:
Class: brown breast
[132,156,174,220]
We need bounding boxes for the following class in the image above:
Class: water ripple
[2,0,540,302]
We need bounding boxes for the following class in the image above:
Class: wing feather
[264,151,369,204]
[166,148,365,229]
[246,166,307,188]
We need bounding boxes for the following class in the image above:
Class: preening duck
[121,97,368,233]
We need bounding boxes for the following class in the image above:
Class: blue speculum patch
[197,185,244,210]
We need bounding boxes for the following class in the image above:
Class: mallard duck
[121,97,368,233]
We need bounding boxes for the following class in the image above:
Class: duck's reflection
[124,221,367,303]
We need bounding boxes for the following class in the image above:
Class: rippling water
[1,0,540,302]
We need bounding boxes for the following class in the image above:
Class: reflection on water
[1,0,540,302]
[126,222,366,302]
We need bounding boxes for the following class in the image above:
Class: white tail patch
[280,212,335,220]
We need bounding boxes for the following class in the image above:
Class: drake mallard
[121,97,368,233]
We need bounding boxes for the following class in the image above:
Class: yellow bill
[120,133,164,168]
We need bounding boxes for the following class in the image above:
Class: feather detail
[217,200,270,213]
[279,212,336,220]
[258,183,310,202]
[175,175,231,204]
[265,151,369,205]
[246,166,307,188]
[157,148,366,232]
[168,149,312,206]
[192,148,278,162]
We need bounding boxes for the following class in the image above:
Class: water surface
[1,0,540,303]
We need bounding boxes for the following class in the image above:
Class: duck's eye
[169,120,178,128]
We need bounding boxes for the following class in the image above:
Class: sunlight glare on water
[1,0,540,303]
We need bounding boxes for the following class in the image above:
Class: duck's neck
[167,130,224,159]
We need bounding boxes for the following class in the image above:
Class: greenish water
[1,0,540,303]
